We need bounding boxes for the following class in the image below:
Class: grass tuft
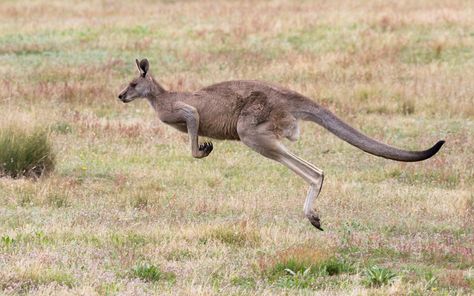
[260,245,354,289]
[200,224,260,247]
[1,235,15,248]
[362,266,397,287]
[130,263,176,283]
[0,125,55,178]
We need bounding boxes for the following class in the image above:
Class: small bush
[0,125,55,178]
[362,266,397,287]
[130,263,175,283]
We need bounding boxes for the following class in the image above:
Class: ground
[0,0,473,295]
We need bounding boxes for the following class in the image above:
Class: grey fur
[118,59,445,229]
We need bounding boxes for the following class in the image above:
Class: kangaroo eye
[130,82,137,88]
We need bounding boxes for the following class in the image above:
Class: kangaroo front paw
[196,142,213,158]
[306,211,323,231]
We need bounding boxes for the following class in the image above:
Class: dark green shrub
[0,125,55,178]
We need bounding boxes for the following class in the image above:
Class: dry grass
[0,0,473,295]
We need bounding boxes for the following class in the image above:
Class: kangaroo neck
[144,76,170,111]
[146,91,188,112]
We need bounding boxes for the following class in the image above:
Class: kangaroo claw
[199,142,213,155]
[307,211,324,231]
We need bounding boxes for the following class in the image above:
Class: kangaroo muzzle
[118,87,129,102]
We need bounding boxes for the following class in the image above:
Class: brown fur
[118,59,445,229]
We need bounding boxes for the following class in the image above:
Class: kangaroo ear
[135,58,149,77]
[135,58,141,73]
[139,58,149,77]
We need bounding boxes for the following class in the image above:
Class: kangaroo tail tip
[429,140,445,157]
[435,140,445,149]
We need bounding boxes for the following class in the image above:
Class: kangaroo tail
[302,105,444,162]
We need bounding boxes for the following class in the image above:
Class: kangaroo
[118,58,445,230]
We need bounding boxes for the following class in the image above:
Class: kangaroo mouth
[118,91,131,103]
[118,95,132,103]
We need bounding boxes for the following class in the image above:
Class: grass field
[0,0,473,295]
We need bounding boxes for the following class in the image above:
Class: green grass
[0,0,472,294]
[199,225,260,247]
[362,266,397,288]
[1,235,15,248]
[267,257,354,280]
[130,263,176,283]
[262,246,355,290]
[262,250,356,290]
[0,125,55,178]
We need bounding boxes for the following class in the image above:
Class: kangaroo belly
[166,118,239,140]
[198,116,240,140]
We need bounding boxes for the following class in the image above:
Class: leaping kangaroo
[118,58,445,230]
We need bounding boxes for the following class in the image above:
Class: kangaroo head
[118,58,159,103]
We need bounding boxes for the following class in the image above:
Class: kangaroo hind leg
[237,92,325,230]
